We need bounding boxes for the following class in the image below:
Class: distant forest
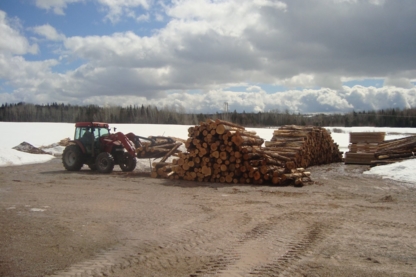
[1,102,416,127]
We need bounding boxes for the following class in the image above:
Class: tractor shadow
[40,169,151,177]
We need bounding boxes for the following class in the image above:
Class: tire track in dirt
[363,219,416,230]
[133,207,254,276]
[46,202,255,277]
[125,209,338,277]
[187,216,283,276]
[185,211,335,277]
[45,196,358,277]
[246,222,327,277]
[293,210,416,232]
[46,211,273,276]
[46,244,137,277]
[104,197,292,276]
[52,213,338,276]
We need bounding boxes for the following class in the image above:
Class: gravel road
[1,158,415,277]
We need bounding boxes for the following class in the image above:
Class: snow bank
[364,158,416,185]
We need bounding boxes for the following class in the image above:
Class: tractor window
[75,127,91,140]
[80,128,90,137]
[74,127,81,140]
[75,126,109,140]
[96,127,109,138]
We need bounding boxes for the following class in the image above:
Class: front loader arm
[115,132,136,157]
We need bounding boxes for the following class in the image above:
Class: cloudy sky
[0,0,415,113]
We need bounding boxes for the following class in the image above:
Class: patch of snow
[364,158,416,185]
[0,147,55,166]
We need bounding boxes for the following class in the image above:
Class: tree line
[1,102,416,127]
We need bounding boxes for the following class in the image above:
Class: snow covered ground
[1,122,415,185]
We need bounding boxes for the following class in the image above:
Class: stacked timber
[350,132,385,143]
[136,137,182,159]
[267,125,343,168]
[345,132,416,166]
[372,135,416,165]
[152,120,342,186]
[345,132,385,164]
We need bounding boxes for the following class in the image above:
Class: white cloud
[136,13,150,22]
[154,12,164,22]
[58,0,290,96]
[0,11,38,55]
[344,86,416,111]
[166,0,286,37]
[3,80,415,114]
[153,86,416,113]
[0,54,60,88]
[97,0,152,23]
[282,74,315,88]
[34,0,83,15]
[246,86,262,92]
[30,24,66,41]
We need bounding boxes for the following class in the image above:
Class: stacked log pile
[267,125,343,168]
[345,132,385,165]
[152,121,342,186]
[372,135,416,165]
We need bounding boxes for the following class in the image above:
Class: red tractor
[62,122,141,173]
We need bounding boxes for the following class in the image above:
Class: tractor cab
[74,122,109,154]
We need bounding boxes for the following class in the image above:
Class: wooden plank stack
[349,132,385,144]
[345,132,416,165]
[345,132,385,164]
[152,121,342,186]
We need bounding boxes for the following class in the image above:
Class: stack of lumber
[344,152,376,165]
[350,132,385,143]
[152,121,341,186]
[136,137,182,159]
[267,125,343,168]
[345,132,385,164]
[372,135,416,165]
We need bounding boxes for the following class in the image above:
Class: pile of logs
[345,132,416,165]
[136,136,182,159]
[372,135,416,165]
[267,125,343,168]
[152,120,343,187]
[345,132,385,165]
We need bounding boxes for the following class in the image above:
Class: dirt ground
[0,158,415,277]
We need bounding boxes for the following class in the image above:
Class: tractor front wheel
[96,152,115,173]
[62,145,84,171]
[119,153,137,172]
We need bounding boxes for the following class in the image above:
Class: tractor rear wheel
[119,153,137,172]
[62,145,83,171]
[96,152,115,173]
